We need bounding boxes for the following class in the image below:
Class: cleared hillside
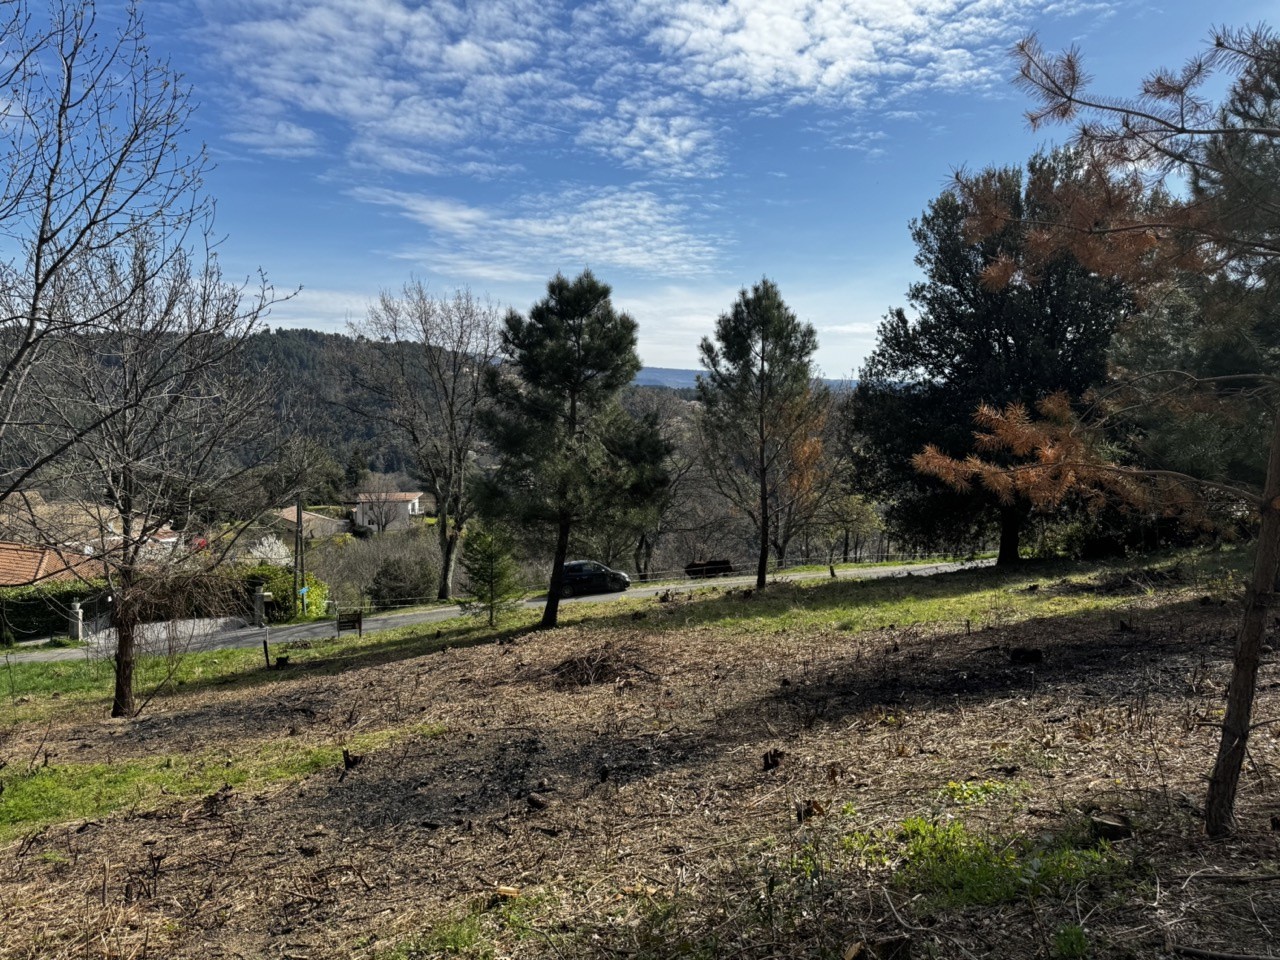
[1,556,1276,959]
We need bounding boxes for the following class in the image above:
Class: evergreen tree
[460,523,524,626]
[853,152,1130,565]
[962,26,1280,833]
[697,279,828,589]
[481,270,668,629]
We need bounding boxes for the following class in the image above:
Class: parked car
[560,560,630,596]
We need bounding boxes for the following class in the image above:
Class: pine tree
[697,279,828,589]
[481,270,669,629]
[960,25,1280,835]
[460,523,523,626]
[853,152,1130,565]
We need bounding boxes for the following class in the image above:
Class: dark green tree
[343,450,370,494]
[852,152,1130,566]
[460,522,524,626]
[481,270,668,629]
[697,279,829,589]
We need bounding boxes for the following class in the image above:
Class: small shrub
[237,564,329,621]
[1052,923,1089,959]
[460,523,524,626]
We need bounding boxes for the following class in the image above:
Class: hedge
[0,580,106,644]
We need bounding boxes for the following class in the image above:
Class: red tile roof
[0,541,103,587]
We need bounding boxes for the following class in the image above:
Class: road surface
[8,559,988,664]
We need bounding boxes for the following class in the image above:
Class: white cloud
[199,0,578,171]
[353,185,722,281]
[264,287,374,331]
[618,0,1066,106]
[612,282,739,367]
[197,0,1119,178]
[577,95,722,177]
[225,118,321,158]
[353,188,491,235]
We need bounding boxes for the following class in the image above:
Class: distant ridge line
[634,367,851,390]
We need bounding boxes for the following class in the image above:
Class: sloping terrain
[1,561,1277,959]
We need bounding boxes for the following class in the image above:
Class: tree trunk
[756,470,770,591]
[634,533,653,582]
[437,505,458,600]
[1205,405,1280,836]
[111,609,136,718]
[996,506,1022,567]
[541,516,572,630]
[756,524,770,589]
[438,528,459,601]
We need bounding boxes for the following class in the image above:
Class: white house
[345,491,433,531]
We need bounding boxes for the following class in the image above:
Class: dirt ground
[2,576,1278,959]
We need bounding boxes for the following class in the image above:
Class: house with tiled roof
[0,541,103,587]
[270,506,351,539]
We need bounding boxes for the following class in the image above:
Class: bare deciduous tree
[353,473,409,534]
[0,0,288,717]
[349,283,500,598]
[0,0,208,505]
[31,236,281,718]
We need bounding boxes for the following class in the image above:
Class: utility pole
[294,494,303,618]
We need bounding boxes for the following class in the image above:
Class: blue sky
[140,0,1271,375]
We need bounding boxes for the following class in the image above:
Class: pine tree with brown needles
[953,24,1280,836]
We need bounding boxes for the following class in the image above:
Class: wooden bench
[336,609,363,638]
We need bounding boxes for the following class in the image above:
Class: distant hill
[635,367,853,390]
[635,367,702,389]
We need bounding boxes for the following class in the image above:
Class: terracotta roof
[0,541,103,587]
[0,496,121,546]
[272,506,348,525]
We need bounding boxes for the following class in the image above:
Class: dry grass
[1,563,1278,959]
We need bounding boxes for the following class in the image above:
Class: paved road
[8,559,988,664]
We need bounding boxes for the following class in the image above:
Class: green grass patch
[30,637,87,650]
[0,611,526,725]
[0,723,445,842]
[937,778,1021,807]
[1052,923,1090,959]
[386,909,492,959]
[886,817,1127,909]
[571,556,1186,640]
[381,893,558,959]
[1,546,1242,728]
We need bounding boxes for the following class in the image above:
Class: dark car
[560,560,630,597]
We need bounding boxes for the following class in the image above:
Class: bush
[367,556,437,610]
[237,564,330,622]
[307,528,442,607]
